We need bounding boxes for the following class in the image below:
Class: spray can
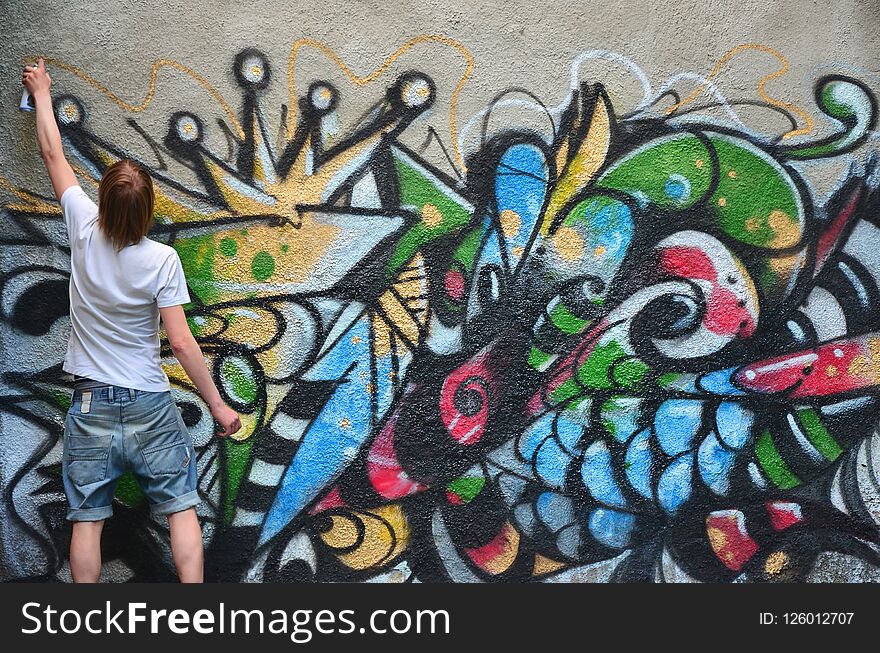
[19,64,37,112]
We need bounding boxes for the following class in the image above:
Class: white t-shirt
[60,185,191,392]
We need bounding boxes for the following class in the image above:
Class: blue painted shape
[625,428,654,499]
[519,412,553,461]
[495,143,548,269]
[581,441,628,508]
[514,503,537,535]
[556,524,582,558]
[657,453,694,515]
[654,399,702,456]
[260,315,373,545]
[534,435,572,489]
[588,507,637,549]
[600,396,643,443]
[698,431,735,496]
[535,491,576,532]
[564,196,634,282]
[699,367,746,395]
[554,413,585,456]
[715,401,753,449]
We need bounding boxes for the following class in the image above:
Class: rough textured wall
[2,0,880,582]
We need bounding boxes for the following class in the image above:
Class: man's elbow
[169,335,197,356]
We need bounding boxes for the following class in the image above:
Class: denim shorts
[62,384,200,521]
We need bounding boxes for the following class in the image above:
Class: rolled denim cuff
[150,489,201,516]
[66,504,113,522]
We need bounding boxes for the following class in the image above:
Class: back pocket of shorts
[66,434,111,485]
[135,428,189,476]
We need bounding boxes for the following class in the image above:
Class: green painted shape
[708,136,801,248]
[251,251,275,281]
[755,429,801,489]
[612,358,649,389]
[528,346,553,370]
[598,133,713,209]
[451,225,485,269]
[115,471,145,507]
[549,303,589,335]
[174,235,217,303]
[222,357,257,405]
[224,439,254,525]
[219,237,238,257]
[548,378,582,404]
[796,408,843,462]
[576,339,628,390]
[389,151,472,271]
[51,390,72,410]
[447,477,485,503]
[657,372,680,388]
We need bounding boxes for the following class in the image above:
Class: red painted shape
[766,501,803,531]
[814,188,862,277]
[659,246,718,282]
[735,334,880,398]
[464,523,516,572]
[444,270,466,301]
[705,287,754,337]
[446,490,465,505]
[439,344,499,445]
[309,485,346,515]
[706,510,759,572]
[367,410,427,499]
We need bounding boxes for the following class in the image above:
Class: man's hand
[22,58,51,98]
[211,403,242,438]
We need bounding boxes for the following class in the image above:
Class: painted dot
[552,226,584,261]
[834,348,844,358]
[499,209,522,237]
[664,174,691,203]
[728,170,737,179]
[745,370,756,380]
[444,270,466,300]
[827,365,838,377]
[512,246,525,257]
[746,217,761,231]
[421,204,443,228]
[251,251,275,280]
[339,418,351,429]
[695,159,704,169]
[718,197,727,207]
[280,243,289,253]
[365,383,375,395]
[594,245,607,257]
[764,551,789,575]
[219,238,238,257]
[351,335,361,344]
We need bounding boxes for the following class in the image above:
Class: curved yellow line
[30,55,244,139]
[664,43,815,140]
[287,35,475,171]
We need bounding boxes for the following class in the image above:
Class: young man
[22,59,242,583]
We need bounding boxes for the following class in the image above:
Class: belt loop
[129,387,136,402]
[108,386,114,403]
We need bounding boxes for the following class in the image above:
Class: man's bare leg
[168,508,203,583]
[70,520,104,582]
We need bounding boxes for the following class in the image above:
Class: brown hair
[97,160,155,250]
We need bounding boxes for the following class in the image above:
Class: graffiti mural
[3,39,880,582]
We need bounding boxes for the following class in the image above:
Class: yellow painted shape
[320,505,410,570]
[542,93,612,234]
[533,554,567,576]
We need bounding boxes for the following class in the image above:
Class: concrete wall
[2,0,880,582]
